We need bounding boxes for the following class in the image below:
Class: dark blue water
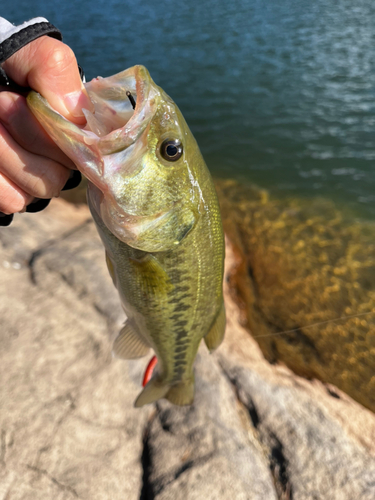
[3,0,375,218]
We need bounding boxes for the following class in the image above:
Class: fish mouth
[81,65,170,245]
[83,65,155,154]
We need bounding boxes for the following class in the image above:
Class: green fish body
[27,65,225,407]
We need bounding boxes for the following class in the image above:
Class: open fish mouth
[26,65,156,177]
[82,65,156,154]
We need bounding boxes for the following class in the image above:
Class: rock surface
[1,199,375,500]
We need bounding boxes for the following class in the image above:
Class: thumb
[2,35,94,124]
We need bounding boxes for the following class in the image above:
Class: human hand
[0,34,94,216]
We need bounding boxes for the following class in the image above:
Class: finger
[0,92,77,169]
[0,172,32,214]
[2,36,94,124]
[0,122,70,199]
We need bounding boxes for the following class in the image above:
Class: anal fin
[134,377,169,407]
[113,321,150,359]
[204,302,226,352]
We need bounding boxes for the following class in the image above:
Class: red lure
[142,355,158,387]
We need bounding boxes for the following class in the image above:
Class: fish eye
[160,139,183,162]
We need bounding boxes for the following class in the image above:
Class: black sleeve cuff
[0,21,62,88]
[0,21,62,65]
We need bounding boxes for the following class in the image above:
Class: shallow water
[3,0,375,218]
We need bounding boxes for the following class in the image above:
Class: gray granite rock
[0,204,150,500]
[220,363,375,500]
[143,351,277,500]
[1,199,375,500]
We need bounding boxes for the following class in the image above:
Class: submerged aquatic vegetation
[216,179,375,412]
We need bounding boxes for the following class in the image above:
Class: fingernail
[63,86,94,118]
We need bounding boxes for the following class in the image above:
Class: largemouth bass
[27,65,225,407]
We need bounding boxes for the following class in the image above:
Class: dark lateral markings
[169,269,191,281]
[173,366,185,378]
[173,285,190,293]
[175,328,188,342]
[178,293,193,301]
[174,340,190,348]
[169,313,184,321]
[168,293,193,304]
[174,363,186,372]
[175,320,188,328]
[175,345,186,353]
[174,353,186,361]
[167,297,180,304]
[173,303,191,313]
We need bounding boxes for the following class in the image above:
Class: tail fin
[134,376,195,407]
[165,376,195,406]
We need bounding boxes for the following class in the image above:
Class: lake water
[3,0,375,218]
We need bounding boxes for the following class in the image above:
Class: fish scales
[92,197,222,387]
[27,65,225,407]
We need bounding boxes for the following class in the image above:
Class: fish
[27,65,225,407]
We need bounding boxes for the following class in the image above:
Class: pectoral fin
[105,251,117,287]
[113,322,150,359]
[204,302,226,352]
[129,254,173,295]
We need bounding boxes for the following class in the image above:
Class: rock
[215,178,375,413]
[0,201,151,500]
[0,197,375,499]
[143,351,277,500]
